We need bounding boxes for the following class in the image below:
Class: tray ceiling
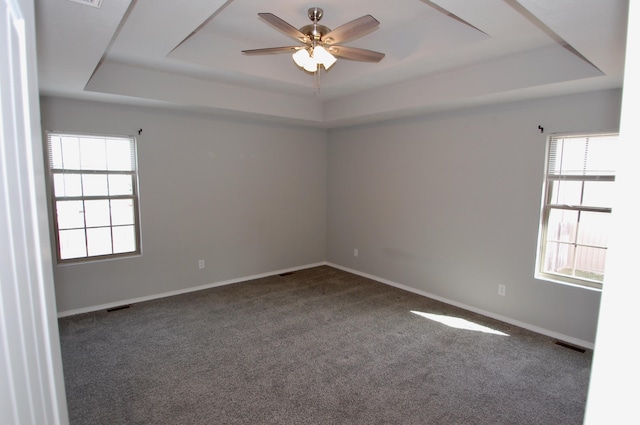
[35,0,628,127]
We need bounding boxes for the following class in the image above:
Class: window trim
[46,131,142,264]
[535,131,618,290]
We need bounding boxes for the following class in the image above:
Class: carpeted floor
[58,266,592,424]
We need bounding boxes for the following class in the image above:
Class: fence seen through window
[538,133,617,288]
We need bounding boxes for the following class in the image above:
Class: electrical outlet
[198,259,205,269]
[498,284,506,296]
[353,248,359,257]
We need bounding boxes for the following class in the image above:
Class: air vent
[107,305,131,312]
[554,340,586,353]
[68,0,103,8]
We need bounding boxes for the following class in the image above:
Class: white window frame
[46,131,142,263]
[536,132,618,290]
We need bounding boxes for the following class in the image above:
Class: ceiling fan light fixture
[292,48,318,72]
[292,46,336,73]
[303,58,318,73]
[292,48,311,68]
[313,45,336,70]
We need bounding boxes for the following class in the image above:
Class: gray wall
[43,89,621,345]
[327,89,622,345]
[40,97,328,313]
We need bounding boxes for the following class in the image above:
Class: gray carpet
[58,266,592,424]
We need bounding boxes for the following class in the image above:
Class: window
[536,133,618,289]
[47,132,141,263]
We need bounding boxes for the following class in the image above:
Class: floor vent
[554,340,586,353]
[107,305,131,312]
[279,272,295,277]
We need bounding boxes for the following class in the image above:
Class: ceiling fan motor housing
[300,23,331,41]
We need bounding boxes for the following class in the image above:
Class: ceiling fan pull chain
[313,70,320,95]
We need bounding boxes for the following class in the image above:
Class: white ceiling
[35,0,629,128]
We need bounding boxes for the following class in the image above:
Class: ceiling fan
[242,7,385,93]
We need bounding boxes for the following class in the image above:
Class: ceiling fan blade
[242,46,301,55]
[323,15,379,45]
[327,46,385,62]
[258,13,309,43]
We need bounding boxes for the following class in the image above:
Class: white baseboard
[56,262,326,318]
[327,262,595,350]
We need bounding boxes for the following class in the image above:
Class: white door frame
[0,0,69,423]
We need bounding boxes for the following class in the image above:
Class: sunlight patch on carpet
[411,311,509,336]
